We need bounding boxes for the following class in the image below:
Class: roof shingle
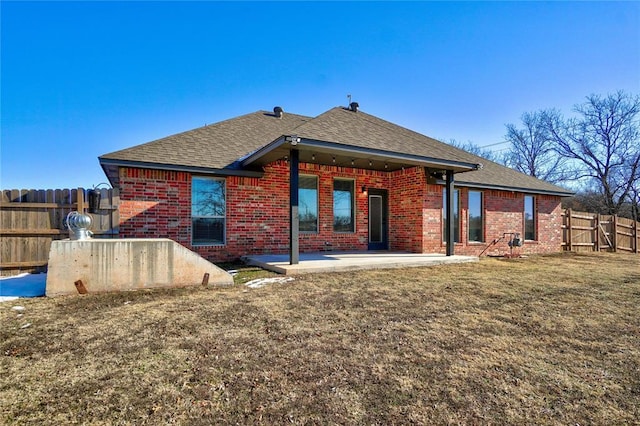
[100,106,572,196]
[100,110,311,170]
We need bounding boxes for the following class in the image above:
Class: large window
[443,189,460,243]
[524,195,536,240]
[192,176,225,245]
[333,179,355,232]
[299,175,318,232]
[468,191,484,242]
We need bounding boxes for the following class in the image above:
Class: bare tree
[621,138,640,220]
[193,180,225,216]
[562,191,611,214]
[628,166,640,221]
[446,139,500,162]
[545,91,640,215]
[503,110,572,184]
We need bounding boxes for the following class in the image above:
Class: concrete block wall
[117,164,564,262]
[46,238,233,296]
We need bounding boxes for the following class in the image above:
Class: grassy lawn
[1,252,639,425]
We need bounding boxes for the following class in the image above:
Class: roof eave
[240,136,288,167]
[98,158,265,178]
[242,137,482,173]
[453,180,575,197]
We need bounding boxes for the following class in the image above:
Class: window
[524,195,536,240]
[192,176,225,245]
[443,189,460,243]
[468,191,484,242]
[333,179,355,232]
[299,175,318,232]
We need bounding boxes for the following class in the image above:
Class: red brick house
[99,104,572,263]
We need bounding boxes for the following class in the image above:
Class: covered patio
[240,106,483,265]
[242,251,478,275]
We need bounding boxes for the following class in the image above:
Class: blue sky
[2,1,639,190]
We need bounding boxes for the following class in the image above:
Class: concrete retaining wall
[46,238,233,297]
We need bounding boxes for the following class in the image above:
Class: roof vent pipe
[349,102,359,112]
[274,106,284,118]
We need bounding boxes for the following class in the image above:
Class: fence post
[77,188,85,213]
[633,219,638,253]
[612,214,618,252]
[566,208,572,252]
[596,214,601,252]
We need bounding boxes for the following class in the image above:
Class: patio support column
[445,169,455,256]
[289,148,299,265]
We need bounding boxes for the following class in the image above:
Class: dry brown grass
[1,252,639,425]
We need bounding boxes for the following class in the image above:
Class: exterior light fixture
[332,156,336,164]
[362,185,367,194]
[285,135,300,146]
[429,170,447,180]
[312,154,315,161]
[369,160,372,167]
[351,159,355,166]
[87,182,111,214]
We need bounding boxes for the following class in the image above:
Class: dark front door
[368,189,388,250]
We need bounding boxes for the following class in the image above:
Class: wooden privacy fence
[562,209,639,254]
[0,188,119,275]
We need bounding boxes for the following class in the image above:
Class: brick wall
[423,184,447,253]
[298,162,374,253]
[389,167,426,252]
[453,188,563,256]
[118,164,564,262]
[118,168,191,245]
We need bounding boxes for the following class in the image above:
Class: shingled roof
[100,110,310,171]
[99,106,572,196]
[295,107,480,164]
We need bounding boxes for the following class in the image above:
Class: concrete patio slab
[242,251,478,275]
